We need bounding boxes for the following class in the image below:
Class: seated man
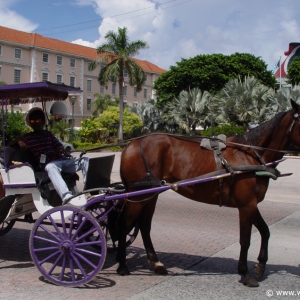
[8,107,89,204]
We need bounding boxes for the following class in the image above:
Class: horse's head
[288,99,300,150]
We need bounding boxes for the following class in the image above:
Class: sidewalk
[128,209,300,300]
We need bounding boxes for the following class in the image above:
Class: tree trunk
[118,77,124,140]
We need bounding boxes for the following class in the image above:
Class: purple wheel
[29,206,106,287]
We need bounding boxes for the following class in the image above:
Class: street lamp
[70,95,76,142]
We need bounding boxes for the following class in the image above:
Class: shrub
[201,124,246,137]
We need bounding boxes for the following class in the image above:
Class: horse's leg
[116,202,142,276]
[253,208,270,279]
[137,196,168,275]
[238,206,259,287]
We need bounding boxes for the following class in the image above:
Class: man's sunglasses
[30,119,42,124]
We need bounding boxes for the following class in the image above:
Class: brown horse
[117,100,300,287]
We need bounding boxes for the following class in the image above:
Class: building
[0,25,166,127]
[274,42,300,88]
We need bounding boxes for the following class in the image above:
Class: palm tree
[89,27,149,140]
[130,98,162,132]
[215,76,274,129]
[91,93,117,117]
[49,119,71,141]
[269,85,300,114]
[163,87,211,134]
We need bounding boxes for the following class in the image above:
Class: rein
[226,141,300,154]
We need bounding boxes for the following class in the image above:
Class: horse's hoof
[154,265,168,275]
[117,266,130,276]
[254,263,265,279]
[242,274,259,287]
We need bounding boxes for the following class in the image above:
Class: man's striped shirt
[21,130,64,165]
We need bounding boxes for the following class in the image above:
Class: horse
[117,100,300,287]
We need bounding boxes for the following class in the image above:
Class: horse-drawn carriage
[0,82,139,286]
[0,81,299,288]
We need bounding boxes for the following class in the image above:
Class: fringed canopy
[0,81,82,105]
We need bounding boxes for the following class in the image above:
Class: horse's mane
[231,111,288,145]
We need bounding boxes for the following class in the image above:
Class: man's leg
[45,161,72,202]
[60,157,89,185]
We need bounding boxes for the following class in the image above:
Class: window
[112,83,116,95]
[14,69,21,84]
[123,68,128,77]
[87,62,92,71]
[87,79,92,92]
[144,88,147,99]
[100,85,104,94]
[42,72,49,82]
[42,53,49,63]
[87,98,92,110]
[0,45,2,56]
[15,48,21,59]
[57,74,62,84]
[70,76,75,87]
[144,74,147,82]
[123,85,127,96]
[70,58,76,68]
[134,87,137,97]
[57,56,63,65]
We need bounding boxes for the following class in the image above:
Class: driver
[8,107,89,204]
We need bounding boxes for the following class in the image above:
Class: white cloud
[0,0,38,32]
[0,8,38,31]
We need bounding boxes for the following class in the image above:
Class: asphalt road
[0,152,299,300]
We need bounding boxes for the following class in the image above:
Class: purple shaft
[86,158,285,206]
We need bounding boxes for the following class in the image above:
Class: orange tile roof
[0,25,166,74]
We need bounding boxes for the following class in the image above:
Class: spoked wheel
[86,199,139,252]
[0,219,16,236]
[29,206,106,287]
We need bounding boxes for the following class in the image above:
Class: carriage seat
[0,146,40,170]
[83,155,115,194]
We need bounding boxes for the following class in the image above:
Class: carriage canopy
[0,81,82,105]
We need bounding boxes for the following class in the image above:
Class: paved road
[0,153,299,299]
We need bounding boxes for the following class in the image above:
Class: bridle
[288,113,300,133]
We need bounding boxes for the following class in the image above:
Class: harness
[127,138,163,189]
[201,135,236,206]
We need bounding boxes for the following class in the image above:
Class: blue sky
[1,0,300,71]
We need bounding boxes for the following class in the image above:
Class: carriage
[0,82,140,286]
[0,81,299,288]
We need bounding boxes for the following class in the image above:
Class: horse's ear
[290,99,299,111]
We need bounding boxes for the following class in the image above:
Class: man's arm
[7,137,27,149]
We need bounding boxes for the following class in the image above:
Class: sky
[1,0,300,71]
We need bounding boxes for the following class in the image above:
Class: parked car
[58,139,75,152]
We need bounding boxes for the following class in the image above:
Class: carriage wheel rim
[29,206,107,287]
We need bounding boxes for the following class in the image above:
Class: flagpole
[279,56,282,89]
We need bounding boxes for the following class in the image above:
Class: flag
[272,59,280,74]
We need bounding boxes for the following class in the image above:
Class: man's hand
[17,138,27,150]
[55,145,65,154]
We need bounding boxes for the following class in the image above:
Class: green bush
[201,124,246,137]
[73,141,125,152]
[0,110,31,143]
